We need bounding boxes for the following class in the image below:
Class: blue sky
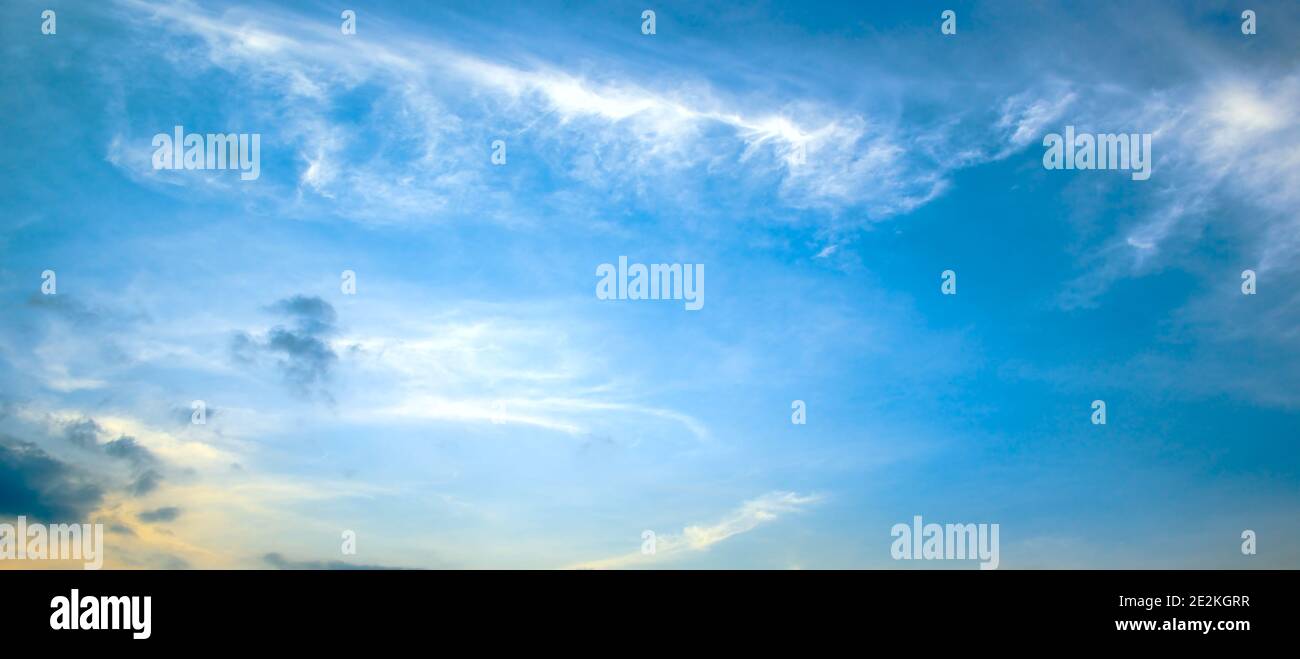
[1,0,1298,569]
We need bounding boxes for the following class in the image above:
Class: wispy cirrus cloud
[103,0,1055,230]
[341,311,714,442]
[571,491,823,569]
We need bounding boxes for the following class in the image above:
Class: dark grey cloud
[232,295,339,397]
[269,295,337,335]
[62,418,102,449]
[262,552,409,570]
[59,418,164,496]
[0,437,104,521]
[129,469,163,496]
[103,435,155,465]
[137,506,181,523]
[0,413,173,523]
[265,327,336,388]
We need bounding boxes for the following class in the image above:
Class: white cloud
[339,312,713,442]
[571,491,822,569]
[108,0,1040,227]
[997,88,1077,152]
[1061,73,1300,309]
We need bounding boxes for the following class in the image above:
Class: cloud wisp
[572,491,823,569]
